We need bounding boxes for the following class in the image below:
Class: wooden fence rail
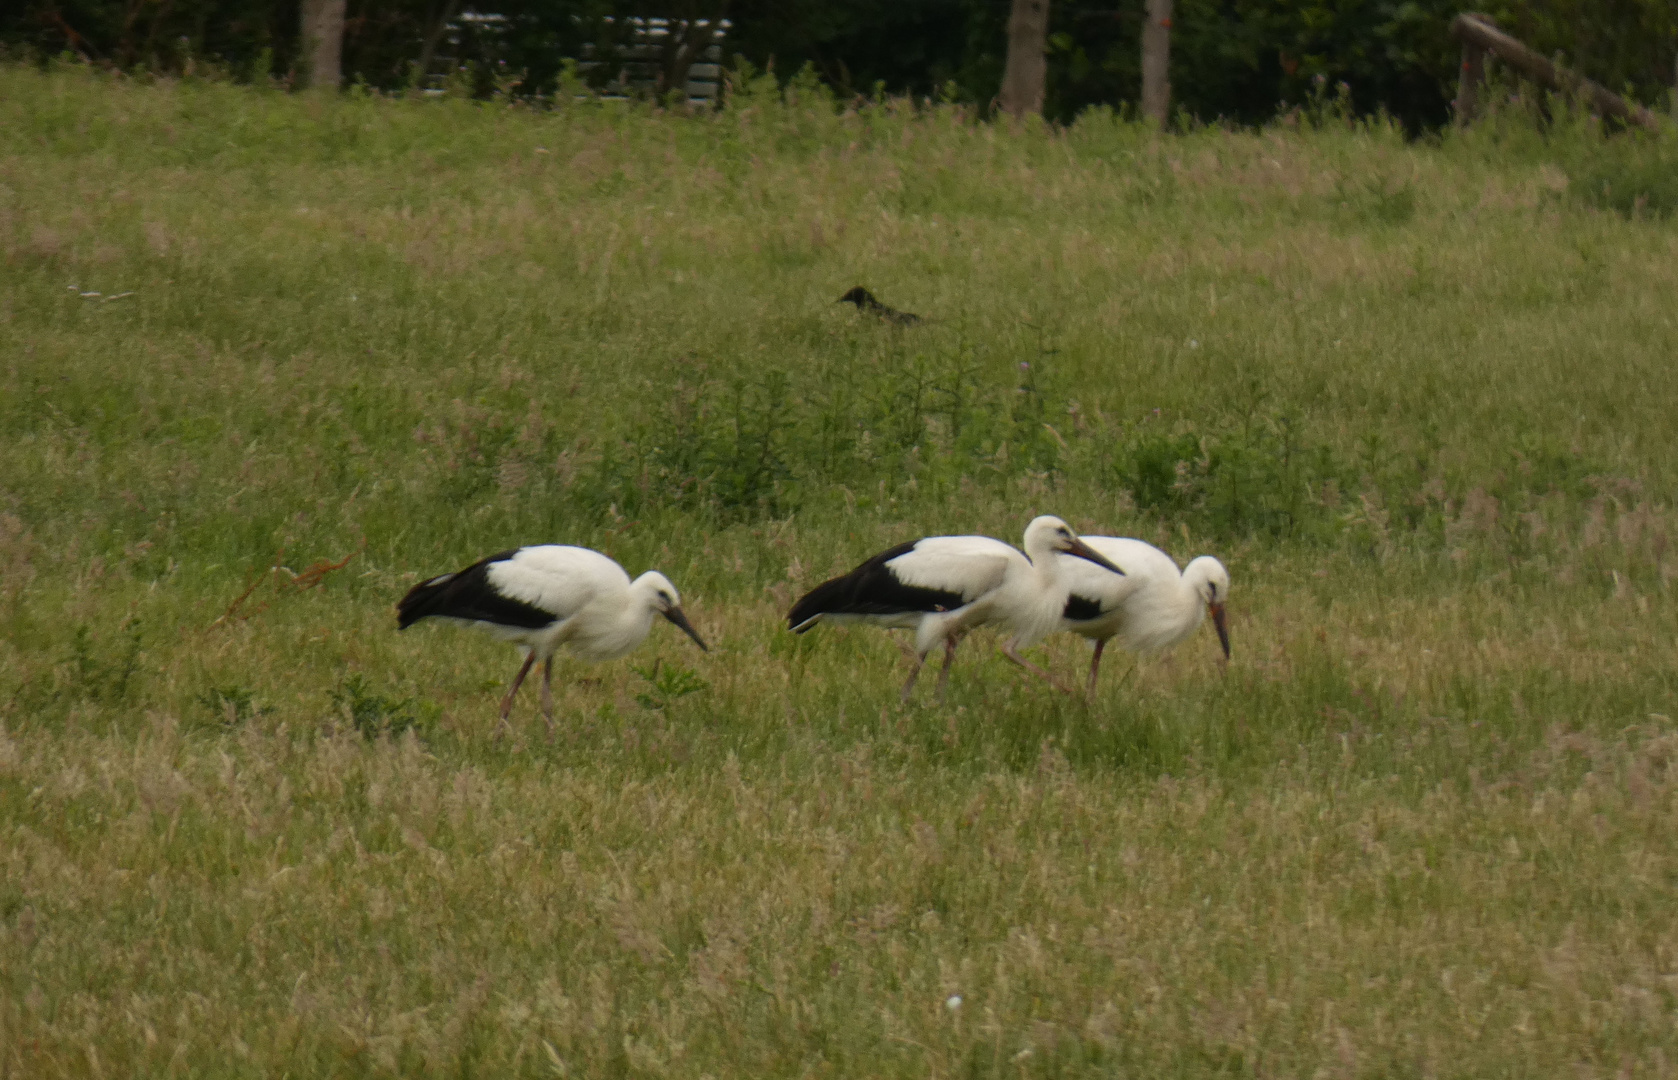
[1451,13,1662,132]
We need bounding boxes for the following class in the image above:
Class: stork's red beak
[1064,538,1125,577]
[1210,602,1230,660]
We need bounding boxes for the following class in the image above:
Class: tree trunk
[1140,0,1172,126]
[998,0,1049,119]
[299,0,345,90]
[416,0,463,87]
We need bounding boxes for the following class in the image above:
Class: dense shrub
[1565,131,1678,218]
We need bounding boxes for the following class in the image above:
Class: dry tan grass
[1,707,1675,1076]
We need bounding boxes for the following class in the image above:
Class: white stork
[785,515,1125,701]
[1058,537,1230,697]
[397,545,707,736]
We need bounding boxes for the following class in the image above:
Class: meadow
[1,63,1676,1076]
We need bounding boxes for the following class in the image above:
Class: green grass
[2,63,1676,1077]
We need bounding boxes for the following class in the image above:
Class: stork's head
[1184,556,1231,660]
[633,571,708,651]
[1022,516,1125,577]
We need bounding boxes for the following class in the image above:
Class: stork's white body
[893,537,1079,654]
[855,535,1030,654]
[461,546,669,662]
[787,516,1126,699]
[1058,537,1231,694]
[398,544,707,735]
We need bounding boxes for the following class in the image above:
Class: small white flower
[945,995,962,1011]
[1188,339,1200,349]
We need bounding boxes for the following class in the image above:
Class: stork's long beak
[1064,538,1125,577]
[1210,602,1230,660]
[663,607,709,651]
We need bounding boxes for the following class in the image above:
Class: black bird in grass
[398,545,707,737]
[786,516,1125,702]
[838,286,922,325]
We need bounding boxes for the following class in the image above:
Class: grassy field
[2,64,1677,1077]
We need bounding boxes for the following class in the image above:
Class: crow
[838,286,922,326]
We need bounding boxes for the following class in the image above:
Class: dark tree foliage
[1,0,300,77]
[3,0,1674,127]
[1045,0,1469,131]
[725,0,1009,104]
[1486,0,1676,108]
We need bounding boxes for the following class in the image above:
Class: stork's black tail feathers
[396,548,555,631]
[786,539,944,631]
[396,572,460,629]
[786,573,857,632]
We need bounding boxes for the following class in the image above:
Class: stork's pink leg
[934,634,962,703]
[899,652,927,703]
[540,658,556,741]
[497,652,537,737]
[1001,641,1073,695]
[1085,639,1107,702]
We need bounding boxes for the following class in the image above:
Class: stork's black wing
[787,539,985,631]
[397,549,556,630]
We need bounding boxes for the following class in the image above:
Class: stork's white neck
[565,585,659,662]
[1006,531,1073,647]
[1180,556,1224,606]
[627,575,661,609]
[1021,532,1062,574]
